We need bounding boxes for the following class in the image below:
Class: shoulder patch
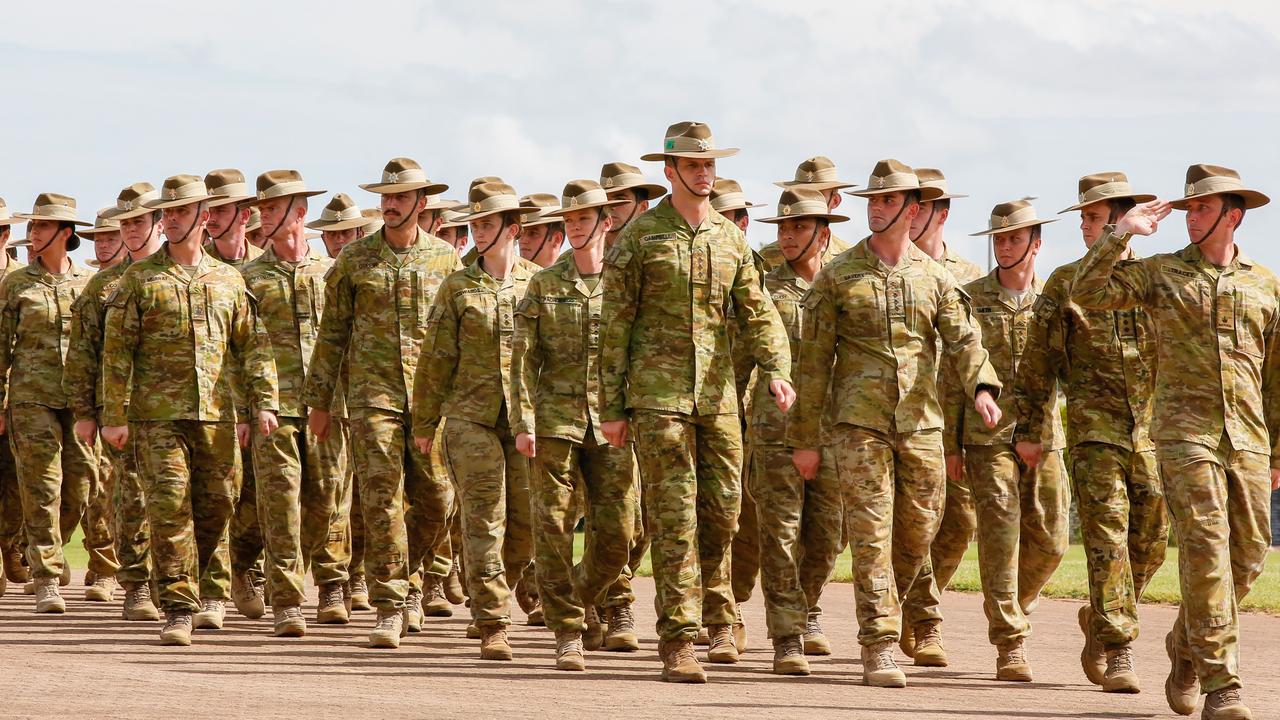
[603,243,633,268]
[515,297,539,317]
[1033,294,1059,321]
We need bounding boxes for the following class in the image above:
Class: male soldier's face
[992,227,1040,270]
[380,190,424,229]
[161,202,209,244]
[417,210,442,235]
[321,228,358,258]
[777,217,829,263]
[1078,202,1111,247]
[1185,196,1237,244]
[606,190,647,233]
[258,196,305,241]
[519,224,563,266]
[866,192,918,234]
[562,208,612,250]
[664,158,716,197]
[724,209,749,233]
[909,201,946,243]
[206,203,247,240]
[437,225,467,253]
[119,213,157,251]
[94,232,124,263]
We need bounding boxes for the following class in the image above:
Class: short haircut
[1029,225,1042,243]
[902,189,921,206]
[933,198,951,212]
[1222,193,1247,229]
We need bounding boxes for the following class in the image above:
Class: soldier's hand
[792,448,820,480]
[308,409,332,442]
[101,425,129,450]
[74,419,98,446]
[258,410,278,437]
[414,435,433,457]
[974,390,1001,428]
[770,379,796,413]
[1272,468,1280,491]
[1115,199,1172,238]
[1015,441,1043,468]
[516,432,537,458]
[945,453,963,483]
[236,423,251,449]
[602,420,629,448]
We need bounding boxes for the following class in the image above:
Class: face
[664,158,716,196]
[822,189,842,211]
[469,212,517,254]
[258,196,306,241]
[777,217,829,262]
[519,224,550,260]
[94,232,124,262]
[321,228,358,258]
[119,213,157,250]
[724,209,749,233]
[1078,202,1111,247]
[27,219,70,254]
[992,228,1040,269]
[380,190,424,228]
[909,201,946,242]
[206,203,247,239]
[161,202,208,243]
[562,208,612,250]
[866,192,918,233]
[437,225,467,252]
[1185,196,1238,243]
[417,209,442,235]
[606,190,647,233]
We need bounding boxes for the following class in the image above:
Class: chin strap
[123,217,158,253]
[568,211,605,251]
[1192,205,1230,246]
[910,204,936,243]
[995,236,1036,271]
[167,204,205,246]
[387,191,424,230]
[474,214,512,255]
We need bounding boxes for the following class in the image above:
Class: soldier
[899,168,984,664]
[1013,172,1168,693]
[758,157,857,271]
[436,204,468,255]
[99,173,279,646]
[599,162,666,248]
[510,179,636,670]
[788,159,1001,688]
[601,121,794,683]
[0,201,27,593]
[83,210,125,271]
[413,181,536,661]
[1072,165,1276,720]
[245,207,267,249]
[517,193,565,269]
[303,157,459,649]
[748,188,847,676]
[0,193,95,613]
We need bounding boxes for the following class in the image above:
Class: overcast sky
[4,0,1279,272]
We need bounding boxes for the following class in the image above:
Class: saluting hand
[1115,199,1173,238]
[516,432,537,458]
[770,379,796,413]
[975,389,1001,428]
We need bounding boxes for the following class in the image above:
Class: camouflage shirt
[303,228,461,414]
[786,238,1000,449]
[748,259,824,446]
[100,248,278,426]
[600,198,790,420]
[241,249,333,419]
[1072,229,1280,464]
[0,260,93,409]
[64,258,132,421]
[757,232,853,273]
[413,258,535,436]
[947,271,1063,449]
[931,245,985,453]
[1013,258,1155,452]
[205,238,264,269]
[510,256,606,445]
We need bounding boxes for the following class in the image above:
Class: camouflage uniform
[101,249,277,611]
[600,198,790,642]
[902,247,985,628]
[511,256,636,633]
[756,232,853,273]
[787,239,999,647]
[243,249,349,607]
[303,228,459,611]
[414,259,535,626]
[1073,229,1278,694]
[948,271,1068,647]
[0,258,25,570]
[0,261,96,581]
[1014,258,1167,649]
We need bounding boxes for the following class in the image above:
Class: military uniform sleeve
[63,291,103,421]
[729,238,791,388]
[1013,273,1069,445]
[599,231,642,422]
[100,278,140,427]
[941,360,966,455]
[784,273,836,449]
[1263,292,1280,469]
[230,287,278,415]
[937,279,1001,401]
[1071,229,1153,310]
[0,284,16,410]
[510,289,542,438]
[302,258,354,410]
[411,284,460,438]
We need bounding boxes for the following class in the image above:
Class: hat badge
[696,139,711,151]
[472,202,482,212]
[804,171,815,182]
[568,196,579,208]
[166,188,179,200]
[781,205,792,216]
[386,172,400,183]
[1185,183,1196,196]
[120,200,134,211]
[999,216,1010,228]
[870,176,884,189]
[602,177,613,188]
[1078,192,1087,202]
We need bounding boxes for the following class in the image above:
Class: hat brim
[423,199,459,211]
[207,194,254,208]
[358,181,450,196]
[77,227,121,237]
[927,192,969,201]
[305,218,368,232]
[716,201,769,212]
[846,186,946,202]
[143,195,214,210]
[639,148,740,161]
[604,184,667,201]
[547,198,627,218]
[8,237,30,247]
[0,218,27,227]
[1058,192,1157,214]
[969,218,1059,237]
[455,206,528,223]
[245,189,328,206]
[773,180,857,192]
[757,211,850,224]
[1169,189,1270,211]
[13,213,92,227]
[521,216,565,227]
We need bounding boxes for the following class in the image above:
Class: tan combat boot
[479,624,513,661]
[465,622,481,639]
[194,598,226,629]
[731,605,747,653]
[659,638,707,683]
[1102,645,1140,693]
[122,582,161,621]
[2,546,27,583]
[772,635,810,676]
[404,587,424,632]
[443,563,465,605]
[555,631,586,671]
[60,563,71,587]
[317,582,349,624]
[369,608,407,649]
[912,622,948,667]
[996,639,1034,682]
[85,574,118,602]
[422,576,452,617]
[1202,686,1252,720]
[604,603,639,652]
[706,624,739,664]
[34,576,66,614]
[348,573,372,611]
[695,626,710,646]
[160,609,194,646]
[1079,606,1105,685]
[803,612,831,655]
[861,640,907,687]
[899,620,915,658]
[273,605,307,637]
[583,605,604,651]
[232,571,266,620]
[1164,632,1198,715]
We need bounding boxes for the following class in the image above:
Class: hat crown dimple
[469,176,505,192]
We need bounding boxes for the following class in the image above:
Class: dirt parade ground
[0,573,1275,719]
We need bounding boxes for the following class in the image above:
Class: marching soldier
[436,203,468,255]
[518,193,564,268]
[758,157,856,271]
[0,199,25,591]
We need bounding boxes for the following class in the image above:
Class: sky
[3,0,1280,272]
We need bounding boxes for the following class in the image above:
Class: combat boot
[899,620,915,658]
[525,601,545,627]
[369,608,407,649]
[232,571,266,620]
[803,612,831,655]
[444,563,465,605]
[272,605,307,637]
[122,581,160,621]
[659,638,707,683]
[695,626,710,646]
[731,605,747,653]
[583,605,604,651]
[0,573,5,595]
[1202,686,1251,720]
[861,640,907,687]
[34,576,65,614]
[1079,606,1105,685]
[60,563,70,587]
[317,582,349,624]
[1165,632,1199,715]
[2,546,27,583]
[996,639,1034,682]
[555,631,586,671]
[404,587,424,632]
[465,622,481,639]
[194,598,226,629]
[479,624,513,661]
[604,604,639,652]
[348,573,371,611]
[1102,645,1139,693]
[706,624,739,664]
[912,622,948,667]
[772,635,810,676]
[85,574,118,602]
[422,577,452,617]
[160,609,193,646]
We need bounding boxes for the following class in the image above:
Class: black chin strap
[877,199,911,234]
[262,196,298,242]
[673,164,707,199]
[168,205,204,246]
[1192,205,1229,246]
[569,211,605,251]
[123,217,158,254]
[788,224,822,263]
[210,206,240,241]
[31,226,67,257]
[388,191,424,230]
[996,237,1036,271]
[100,239,125,264]
[474,215,511,255]
[910,204,936,243]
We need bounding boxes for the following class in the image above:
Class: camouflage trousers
[133,420,240,611]
[750,444,842,639]
[831,424,944,646]
[902,472,977,627]
[0,438,23,552]
[445,415,533,626]
[349,409,452,611]
[334,420,363,577]
[1069,442,1168,648]
[228,445,265,585]
[1158,434,1271,693]
[81,450,120,578]
[106,439,151,585]
[530,434,635,634]
[732,459,761,605]
[965,444,1069,646]
[632,410,741,642]
[603,450,645,608]
[252,417,350,607]
[8,405,94,580]
[408,423,455,586]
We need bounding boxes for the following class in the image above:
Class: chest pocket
[140,279,188,342]
[975,307,1006,352]
[544,296,584,359]
[708,244,738,305]
[640,237,683,294]
[457,289,496,355]
[839,275,883,339]
[775,297,801,342]
[1233,286,1273,358]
